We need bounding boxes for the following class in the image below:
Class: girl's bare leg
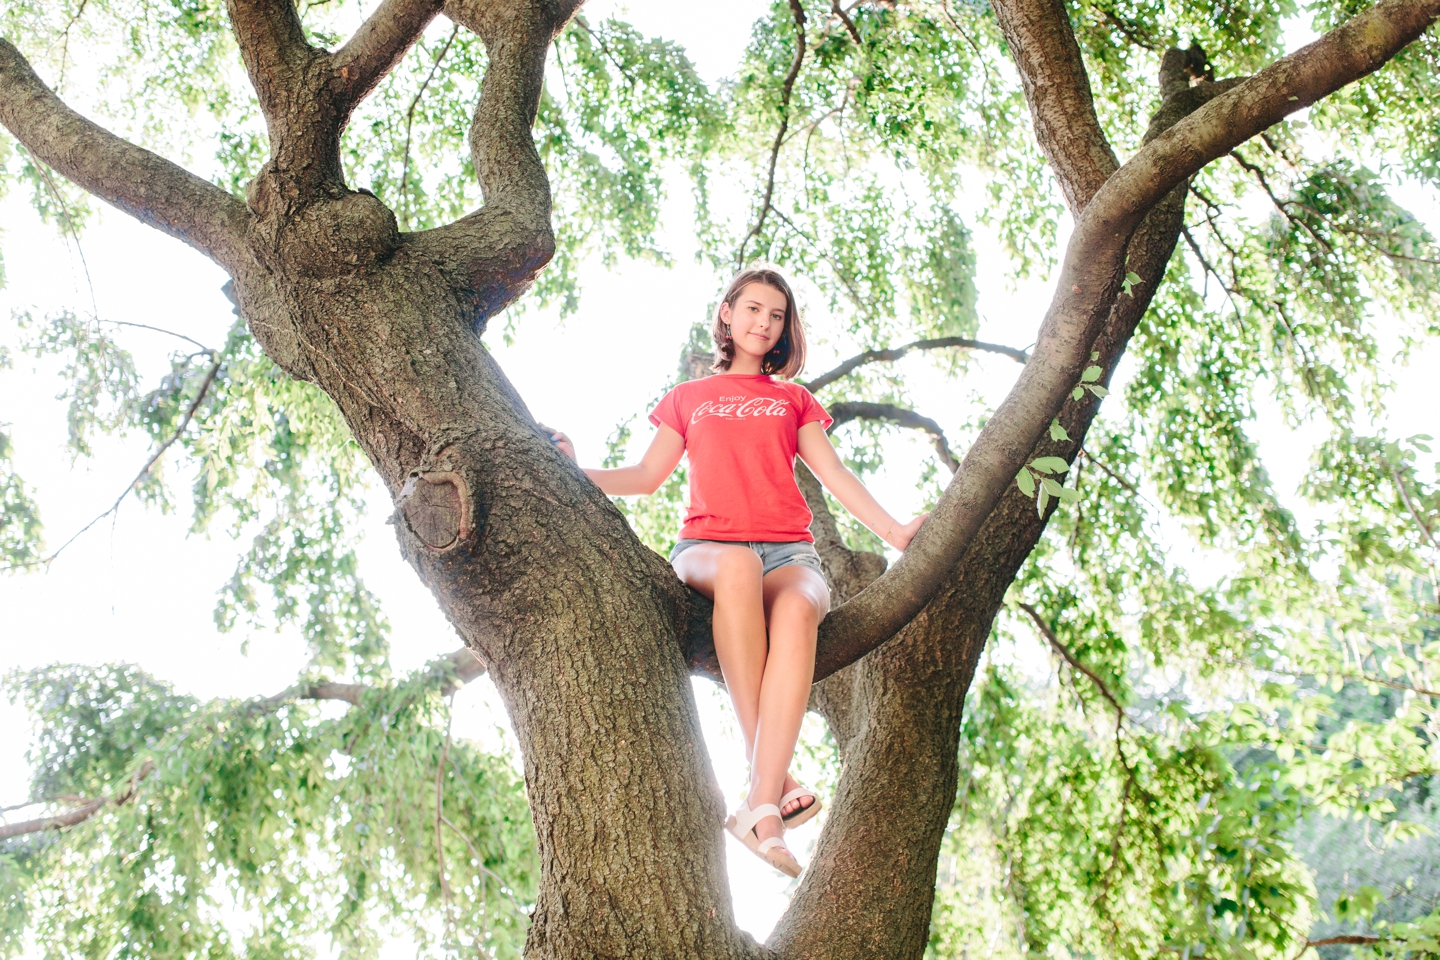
[671,544,768,769]
[748,565,828,848]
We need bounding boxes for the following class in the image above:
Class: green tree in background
[2,0,1440,958]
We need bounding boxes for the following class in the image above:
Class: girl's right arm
[547,423,686,496]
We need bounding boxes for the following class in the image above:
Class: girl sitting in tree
[552,267,927,878]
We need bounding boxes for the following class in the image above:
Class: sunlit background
[2,0,1438,951]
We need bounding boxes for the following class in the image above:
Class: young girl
[551,267,926,878]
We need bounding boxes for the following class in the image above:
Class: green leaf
[1057,486,1081,503]
[1086,384,1109,397]
[1041,478,1062,496]
[1120,271,1142,297]
[1016,467,1036,496]
[1037,485,1050,516]
[1080,365,1103,383]
[1030,456,1070,474]
[1049,419,1070,442]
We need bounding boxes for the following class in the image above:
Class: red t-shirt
[649,374,832,542]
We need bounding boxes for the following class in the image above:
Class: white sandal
[779,785,822,829]
[725,800,802,878]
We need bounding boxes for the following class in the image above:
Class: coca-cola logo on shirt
[690,395,791,425]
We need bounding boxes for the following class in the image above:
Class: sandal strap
[756,836,790,855]
[733,801,783,836]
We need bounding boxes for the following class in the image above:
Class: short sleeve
[795,386,833,431]
[648,385,687,438]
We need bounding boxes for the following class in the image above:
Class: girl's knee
[769,587,826,626]
[712,547,763,590]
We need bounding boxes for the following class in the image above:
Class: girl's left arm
[797,421,928,551]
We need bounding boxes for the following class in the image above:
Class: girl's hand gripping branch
[540,422,685,497]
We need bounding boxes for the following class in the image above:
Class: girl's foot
[726,801,802,878]
[780,772,815,819]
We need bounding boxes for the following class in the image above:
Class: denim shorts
[669,538,826,579]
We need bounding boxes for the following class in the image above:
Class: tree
[2,0,1440,957]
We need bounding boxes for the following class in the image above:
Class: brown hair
[710,267,808,378]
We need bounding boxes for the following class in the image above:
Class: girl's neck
[726,354,765,377]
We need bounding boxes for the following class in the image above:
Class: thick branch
[0,39,249,268]
[805,0,1440,681]
[802,336,1029,393]
[332,0,445,113]
[225,0,312,118]
[990,0,1118,214]
[829,401,959,473]
[411,0,585,327]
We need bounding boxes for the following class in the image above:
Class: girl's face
[720,282,789,365]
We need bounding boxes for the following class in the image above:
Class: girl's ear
[718,299,732,324]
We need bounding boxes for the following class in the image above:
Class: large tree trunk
[232,235,762,955]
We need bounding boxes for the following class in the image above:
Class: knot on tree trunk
[397,470,473,551]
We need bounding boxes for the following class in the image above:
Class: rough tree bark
[2,0,1436,956]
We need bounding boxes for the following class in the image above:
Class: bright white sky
[2,0,1438,949]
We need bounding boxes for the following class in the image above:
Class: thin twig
[1017,602,1127,718]
[399,23,459,230]
[99,319,214,353]
[1390,464,1440,553]
[1,353,224,572]
[435,701,455,936]
[1077,447,1152,505]
[439,815,531,913]
[31,157,99,321]
[735,0,807,268]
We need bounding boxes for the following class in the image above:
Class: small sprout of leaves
[1019,456,1081,516]
[1120,271,1142,297]
[1016,467,1036,497]
[1072,363,1109,401]
[1049,418,1070,442]
[1029,456,1070,474]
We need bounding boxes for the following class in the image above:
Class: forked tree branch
[0,39,250,269]
[802,336,1029,393]
[829,401,959,472]
[805,0,1440,681]
[411,0,585,327]
[332,0,446,113]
